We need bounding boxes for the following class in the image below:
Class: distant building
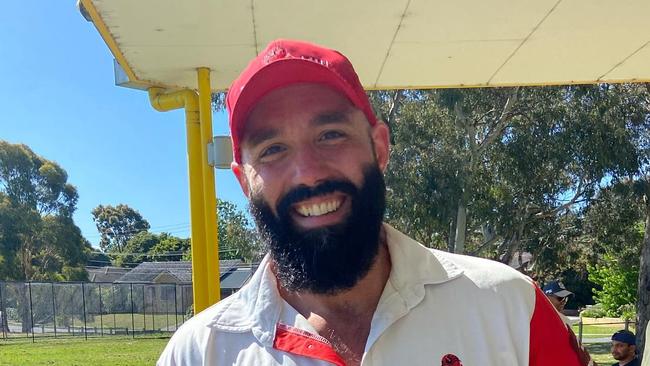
[506,251,534,273]
[86,266,131,283]
[116,260,255,299]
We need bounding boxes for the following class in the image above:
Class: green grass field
[62,313,187,331]
[0,334,618,365]
[572,323,635,338]
[7,313,189,335]
[0,336,169,366]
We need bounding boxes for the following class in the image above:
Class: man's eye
[259,144,285,158]
[320,130,345,141]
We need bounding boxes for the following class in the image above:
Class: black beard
[249,164,386,295]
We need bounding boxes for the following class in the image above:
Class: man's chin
[251,163,386,293]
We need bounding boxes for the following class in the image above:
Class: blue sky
[0,2,248,247]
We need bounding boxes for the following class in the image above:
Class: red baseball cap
[226,39,378,163]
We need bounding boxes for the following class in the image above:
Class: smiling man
[157,39,582,366]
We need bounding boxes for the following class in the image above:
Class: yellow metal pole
[197,67,221,305]
[148,88,210,313]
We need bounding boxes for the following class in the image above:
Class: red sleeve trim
[273,323,345,366]
[529,285,583,366]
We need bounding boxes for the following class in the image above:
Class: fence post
[625,319,630,331]
[130,283,135,339]
[578,320,584,345]
[142,285,146,334]
[174,285,178,331]
[81,282,88,340]
[98,283,104,337]
[152,286,157,333]
[28,282,35,343]
[166,286,170,332]
[180,286,185,322]
[153,286,157,333]
[0,281,6,340]
[112,285,117,330]
[71,290,75,337]
[51,283,57,338]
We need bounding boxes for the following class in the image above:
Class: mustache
[276,179,358,218]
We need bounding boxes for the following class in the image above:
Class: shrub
[618,304,636,321]
[580,303,607,318]
[587,254,638,317]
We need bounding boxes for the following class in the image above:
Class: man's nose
[289,145,330,187]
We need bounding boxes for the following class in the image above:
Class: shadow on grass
[585,343,610,353]
[584,342,614,364]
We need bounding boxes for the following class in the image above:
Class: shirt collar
[207,223,464,344]
[383,223,464,291]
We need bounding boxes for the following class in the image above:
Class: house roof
[115,260,252,286]
[86,266,131,283]
[221,267,255,290]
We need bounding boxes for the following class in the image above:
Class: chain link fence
[0,281,193,341]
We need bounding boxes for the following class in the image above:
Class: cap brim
[553,290,573,297]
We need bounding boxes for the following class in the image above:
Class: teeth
[296,200,341,217]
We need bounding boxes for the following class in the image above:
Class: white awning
[79,0,650,91]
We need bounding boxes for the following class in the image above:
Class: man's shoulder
[384,223,533,295]
[173,295,238,336]
[432,248,532,287]
[157,293,256,365]
[423,248,536,308]
[620,358,641,366]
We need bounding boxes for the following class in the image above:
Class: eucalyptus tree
[372,84,647,262]
[0,141,89,331]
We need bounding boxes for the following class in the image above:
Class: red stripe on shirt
[273,323,346,366]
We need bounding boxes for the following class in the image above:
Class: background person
[543,280,573,323]
[611,330,639,366]
[544,280,595,366]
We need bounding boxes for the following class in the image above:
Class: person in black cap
[544,280,596,366]
[611,330,638,366]
[543,280,573,315]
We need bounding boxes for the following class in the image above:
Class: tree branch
[534,179,586,219]
[478,87,520,153]
[386,90,403,126]
[473,108,496,125]
[470,235,499,256]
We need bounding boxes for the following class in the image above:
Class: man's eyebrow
[245,109,353,147]
[310,110,352,126]
[244,127,278,148]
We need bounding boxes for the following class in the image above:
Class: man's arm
[529,285,583,366]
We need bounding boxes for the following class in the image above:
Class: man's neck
[276,228,392,365]
[279,240,391,319]
[618,356,637,365]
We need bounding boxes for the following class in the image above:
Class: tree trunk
[0,284,8,334]
[454,200,467,254]
[447,220,456,253]
[18,285,32,333]
[637,208,650,359]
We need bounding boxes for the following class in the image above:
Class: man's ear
[231,161,251,198]
[371,121,390,172]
